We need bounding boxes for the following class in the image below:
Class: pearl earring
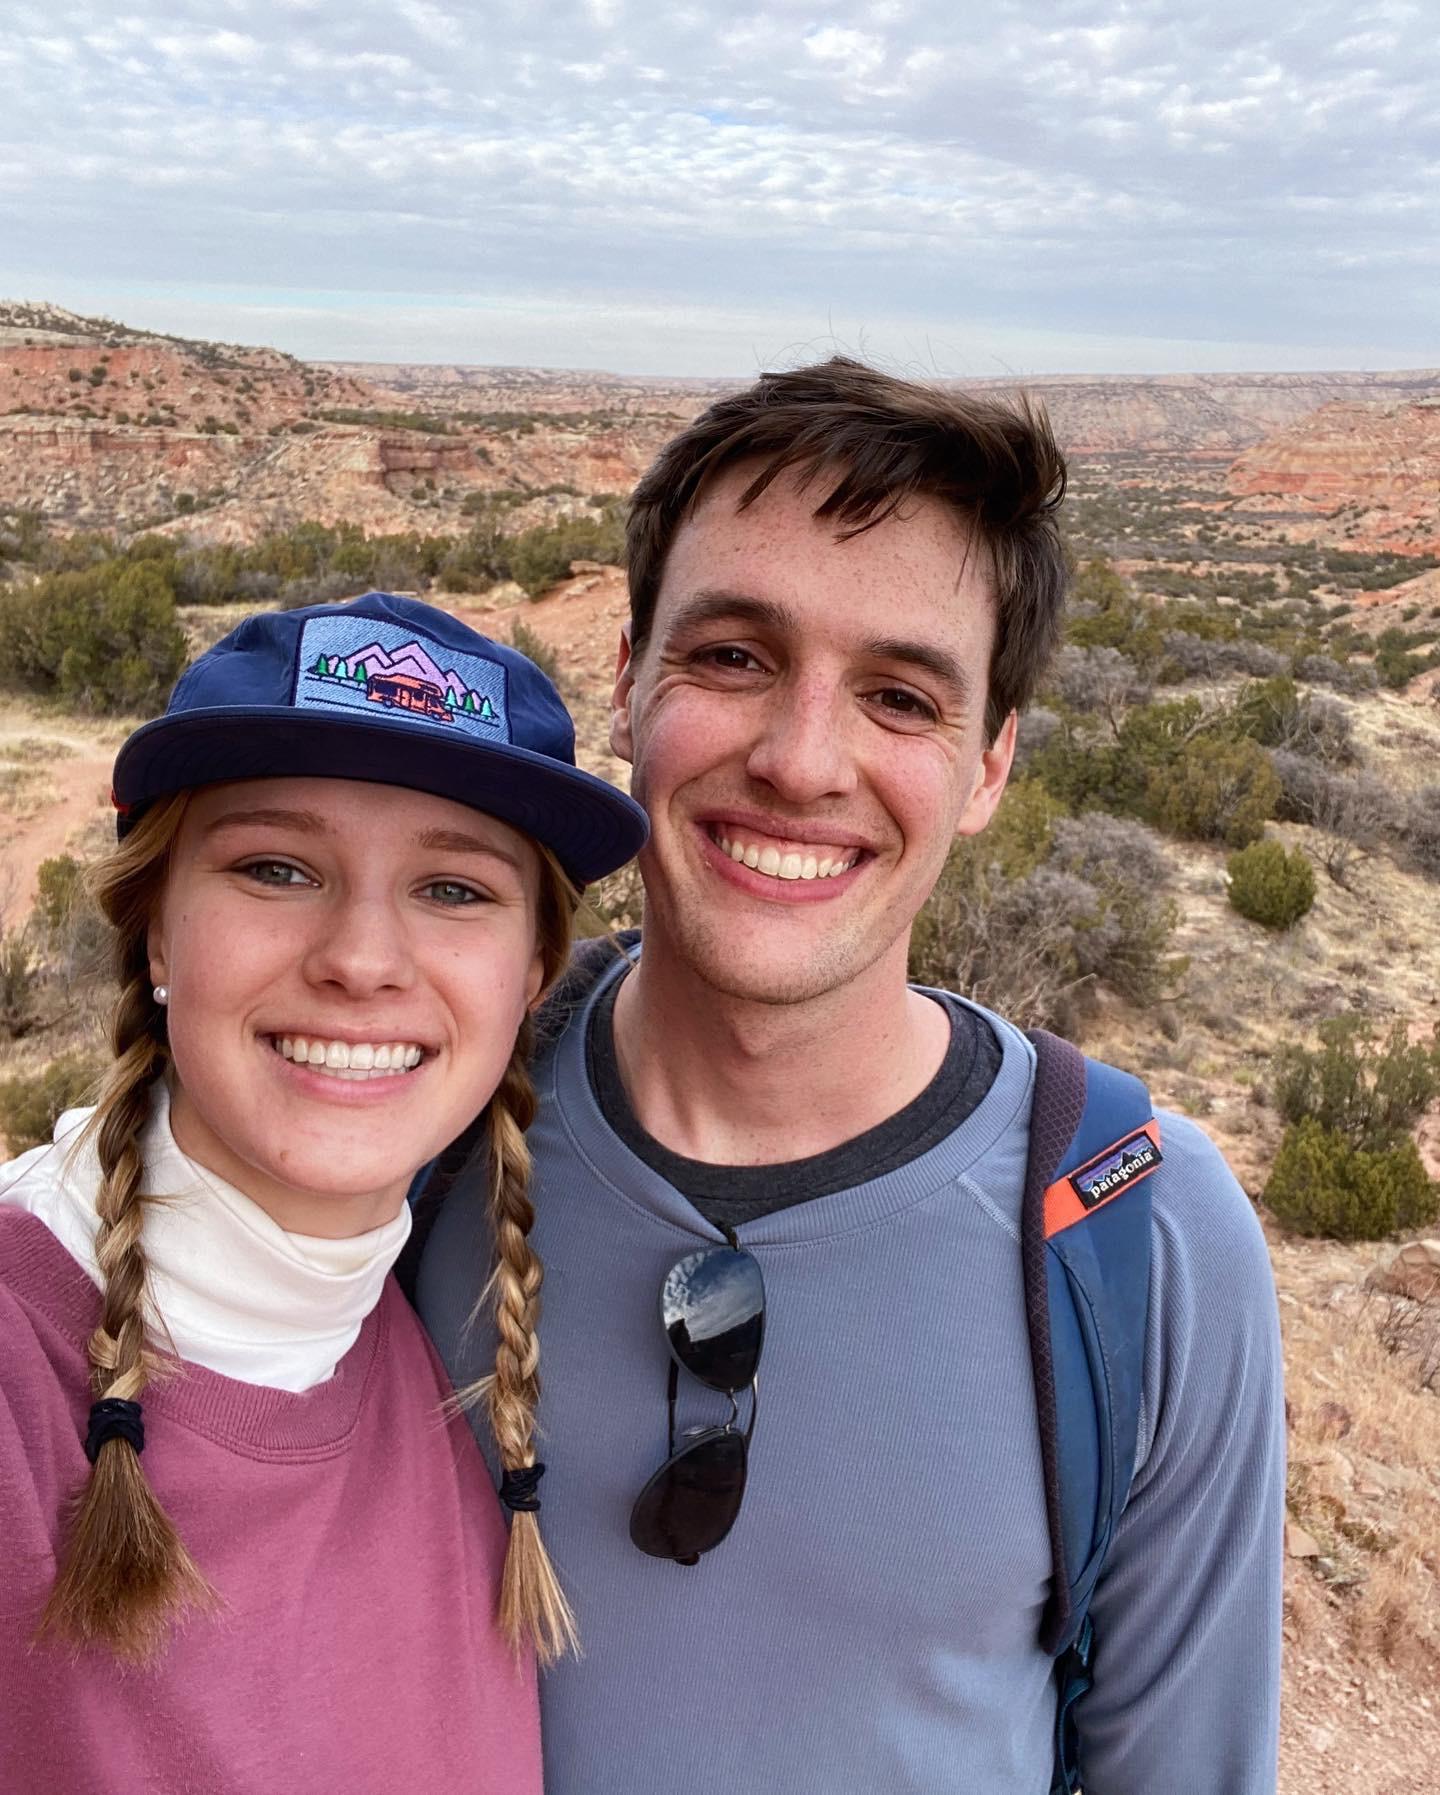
[153,985,169,1005]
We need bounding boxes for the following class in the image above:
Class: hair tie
[499,1462,546,1514]
[84,1397,145,1464]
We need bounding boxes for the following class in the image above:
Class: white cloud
[0,0,1434,371]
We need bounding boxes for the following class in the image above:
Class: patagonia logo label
[1070,1130,1162,1209]
[293,615,509,742]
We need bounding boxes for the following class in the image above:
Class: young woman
[0,593,646,1794]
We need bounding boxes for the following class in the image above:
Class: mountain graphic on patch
[292,613,510,741]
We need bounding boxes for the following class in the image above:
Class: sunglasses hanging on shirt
[629,1235,765,1564]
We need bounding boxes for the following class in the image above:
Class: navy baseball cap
[112,592,648,886]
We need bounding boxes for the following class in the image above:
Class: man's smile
[706,824,863,882]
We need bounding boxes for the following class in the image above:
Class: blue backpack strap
[1022,1030,1159,1795]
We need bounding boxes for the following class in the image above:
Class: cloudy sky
[2,0,1434,376]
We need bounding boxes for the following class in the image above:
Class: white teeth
[271,1036,424,1078]
[714,827,858,883]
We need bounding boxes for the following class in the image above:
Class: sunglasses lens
[629,1429,748,1561]
[661,1247,765,1391]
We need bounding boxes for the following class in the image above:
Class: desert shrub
[1158,634,1289,682]
[277,569,374,610]
[1143,733,1279,847]
[1064,559,1165,673]
[32,854,85,943]
[1046,816,1183,1005]
[1029,696,1204,819]
[1397,787,1440,880]
[0,930,41,1037]
[508,510,626,600]
[0,1052,104,1153]
[1373,627,1436,689]
[509,619,561,686]
[1273,1017,1440,1149]
[0,560,187,712]
[1046,645,1150,721]
[1229,676,1350,760]
[436,522,512,592]
[1265,1120,1436,1241]
[909,789,1181,1028]
[1269,754,1393,883]
[1293,653,1378,695]
[32,853,110,981]
[1288,692,1354,763]
[1226,839,1316,929]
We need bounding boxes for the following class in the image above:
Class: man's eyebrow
[414,826,523,869]
[204,807,329,836]
[863,636,973,705]
[662,590,800,638]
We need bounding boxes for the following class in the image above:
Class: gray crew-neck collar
[540,948,1038,1249]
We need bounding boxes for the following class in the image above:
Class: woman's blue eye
[244,861,308,886]
[425,880,482,906]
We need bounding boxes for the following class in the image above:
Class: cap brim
[112,706,648,886]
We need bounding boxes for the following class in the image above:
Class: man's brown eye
[877,689,936,720]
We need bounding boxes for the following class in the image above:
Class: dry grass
[1278,1236,1440,1689]
[0,763,57,819]
[0,735,76,765]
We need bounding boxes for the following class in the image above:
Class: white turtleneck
[0,1082,412,1392]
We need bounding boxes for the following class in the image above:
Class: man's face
[611,462,1016,1007]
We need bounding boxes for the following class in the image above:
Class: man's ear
[953,710,1019,841]
[610,622,636,765]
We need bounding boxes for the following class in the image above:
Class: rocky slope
[1228,399,1440,553]
[4,302,1438,549]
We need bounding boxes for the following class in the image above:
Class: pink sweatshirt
[0,1209,542,1795]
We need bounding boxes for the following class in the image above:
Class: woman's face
[148,776,547,1237]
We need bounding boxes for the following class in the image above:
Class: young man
[415,360,1284,1794]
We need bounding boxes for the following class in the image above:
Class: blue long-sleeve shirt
[417,968,1284,1793]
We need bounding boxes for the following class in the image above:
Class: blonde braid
[38,797,218,1660]
[480,1024,578,1663]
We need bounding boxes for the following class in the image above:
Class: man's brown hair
[626,356,1069,742]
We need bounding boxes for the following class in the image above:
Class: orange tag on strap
[1043,1121,1163,1239]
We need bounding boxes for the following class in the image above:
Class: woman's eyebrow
[414,827,523,868]
[203,807,329,836]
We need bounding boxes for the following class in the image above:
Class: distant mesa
[306,639,498,725]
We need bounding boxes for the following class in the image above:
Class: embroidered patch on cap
[292,614,510,742]
[1069,1129,1163,1209]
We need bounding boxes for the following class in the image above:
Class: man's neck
[609,934,950,1166]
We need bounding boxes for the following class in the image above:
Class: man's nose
[301,892,416,996]
[744,681,857,805]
